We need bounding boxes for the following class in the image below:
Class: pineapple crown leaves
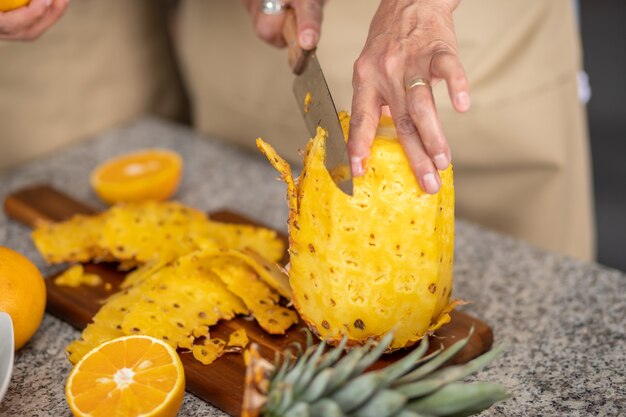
[242,330,510,417]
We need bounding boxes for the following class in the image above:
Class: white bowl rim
[0,311,14,405]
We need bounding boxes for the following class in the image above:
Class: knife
[282,9,353,196]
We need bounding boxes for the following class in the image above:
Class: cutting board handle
[4,185,96,228]
[282,8,314,75]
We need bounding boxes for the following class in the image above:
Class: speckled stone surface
[0,117,624,417]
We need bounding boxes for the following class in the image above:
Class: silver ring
[260,0,285,15]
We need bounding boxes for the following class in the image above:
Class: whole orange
[0,246,46,350]
[0,0,30,12]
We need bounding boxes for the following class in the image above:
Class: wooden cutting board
[4,185,493,416]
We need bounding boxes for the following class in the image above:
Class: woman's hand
[242,0,325,50]
[0,0,68,41]
[348,0,469,194]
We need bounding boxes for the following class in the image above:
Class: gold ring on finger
[406,77,431,90]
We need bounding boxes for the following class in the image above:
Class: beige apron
[174,0,595,261]
[0,0,185,173]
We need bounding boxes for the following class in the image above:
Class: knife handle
[282,8,314,75]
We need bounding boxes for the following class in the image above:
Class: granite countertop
[0,117,624,417]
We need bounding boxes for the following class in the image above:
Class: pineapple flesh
[258,113,455,349]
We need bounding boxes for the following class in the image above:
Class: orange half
[90,149,183,204]
[66,335,185,417]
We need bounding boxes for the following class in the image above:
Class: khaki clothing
[175,0,595,261]
[0,0,186,172]
[0,0,594,261]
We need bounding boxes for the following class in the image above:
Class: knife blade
[282,10,353,196]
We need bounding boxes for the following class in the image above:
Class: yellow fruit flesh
[66,335,185,417]
[90,149,183,205]
[258,114,455,349]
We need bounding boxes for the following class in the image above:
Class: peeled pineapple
[258,113,455,350]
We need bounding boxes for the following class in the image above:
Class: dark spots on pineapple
[198,311,207,319]
[173,303,180,309]
[150,315,156,320]
[330,267,335,274]
[163,335,169,341]
[160,284,168,290]
[131,327,140,333]
[274,157,279,163]
[420,251,425,258]
[165,234,172,240]
[201,348,208,356]
[303,294,309,301]
[117,245,125,253]
[120,307,127,312]
[410,219,415,225]
[259,299,267,305]
[308,243,315,253]
[293,221,300,230]
[434,227,437,232]
[346,260,358,266]
[440,257,443,263]
[177,322,184,328]
[370,233,376,239]
[329,298,336,307]
[212,339,222,345]
[354,319,365,330]
[116,325,122,330]
[443,286,447,296]
[282,311,290,317]
[263,265,271,272]
[269,319,278,325]
[440,206,443,212]
[428,283,437,294]
[146,298,155,304]
[322,320,330,329]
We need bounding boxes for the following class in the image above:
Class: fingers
[0,0,68,41]
[347,85,381,177]
[405,80,450,170]
[253,13,287,47]
[390,100,442,194]
[20,0,68,41]
[431,51,470,112]
[0,0,50,37]
[293,0,323,50]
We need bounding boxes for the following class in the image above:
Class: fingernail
[300,30,318,50]
[433,153,450,171]
[45,0,52,6]
[455,92,471,112]
[351,157,364,177]
[422,173,441,194]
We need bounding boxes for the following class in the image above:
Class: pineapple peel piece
[193,338,227,365]
[224,248,291,299]
[201,221,285,264]
[227,329,250,351]
[261,114,456,349]
[32,214,110,264]
[54,264,102,288]
[256,138,298,218]
[211,261,298,335]
[100,201,215,264]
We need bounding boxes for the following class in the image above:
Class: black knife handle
[282,8,314,75]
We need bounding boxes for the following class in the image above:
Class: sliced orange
[66,335,185,417]
[90,149,183,204]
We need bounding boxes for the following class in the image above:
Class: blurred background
[580,0,626,271]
